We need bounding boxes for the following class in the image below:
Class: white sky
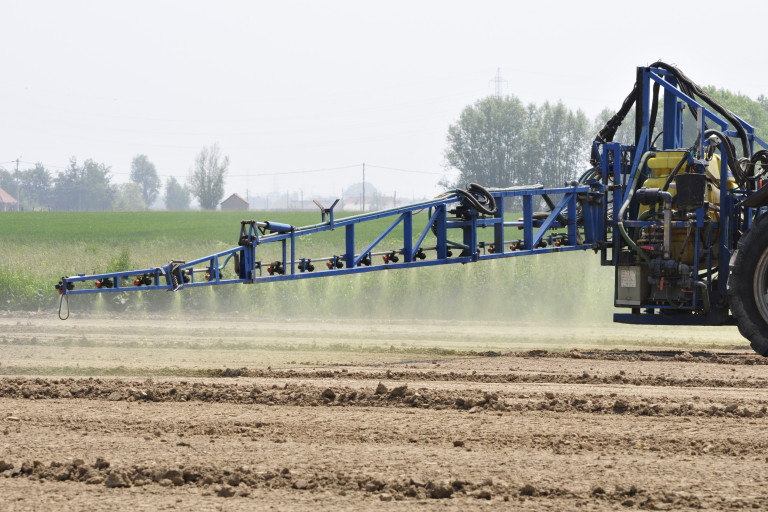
[2,0,767,202]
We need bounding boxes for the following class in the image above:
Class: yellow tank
[639,151,735,265]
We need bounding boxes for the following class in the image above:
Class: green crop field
[0,209,439,297]
[0,210,613,321]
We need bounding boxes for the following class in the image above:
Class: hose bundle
[453,183,497,215]
[590,83,638,166]
[749,150,768,183]
[436,183,497,215]
[590,61,752,180]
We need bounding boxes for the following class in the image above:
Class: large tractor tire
[729,213,768,355]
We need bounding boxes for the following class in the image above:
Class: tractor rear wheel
[729,213,768,356]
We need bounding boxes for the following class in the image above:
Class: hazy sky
[2,0,767,203]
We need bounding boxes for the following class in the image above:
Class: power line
[229,164,362,178]
[17,160,68,170]
[6,160,446,178]
[366,164,443,175]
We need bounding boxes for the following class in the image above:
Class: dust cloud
[61,250,747,353]
[71,251,614,325]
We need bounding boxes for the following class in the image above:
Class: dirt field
[2,313,768,510]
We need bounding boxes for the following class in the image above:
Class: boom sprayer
[55,63,768,356]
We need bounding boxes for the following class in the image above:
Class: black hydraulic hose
[454,183,497,215]
[750,150,768,181]
[706,130,737,166]
[430,183,496,250]
[678,81,701,121]
[662,153,689,192]
[705,129,745,187]
[649,81,660,145]
[706,129,738,163]
[592,62,752,170]
[58,293,69,321]
[649,61,751,160]
[590,84,638,166]
[650,130,664,148]
[470,183,497,214]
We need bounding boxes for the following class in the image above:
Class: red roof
[0,187,17,204]
[221,193,250,205]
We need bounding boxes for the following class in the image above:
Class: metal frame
[608,66,768,325]
[57,184,598,308]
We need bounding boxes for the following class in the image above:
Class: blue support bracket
[522,195,533,250]
[412,208,441,260]
[345,224,355,267]
[403,212,413,262]
[314,199,340,229]
[353,214,404,267]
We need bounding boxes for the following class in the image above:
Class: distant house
[220,193,250,211]
[0,187,18,211]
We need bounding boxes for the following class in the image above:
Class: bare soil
[2,313,767,510]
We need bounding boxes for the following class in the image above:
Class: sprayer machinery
[55,62,768,356]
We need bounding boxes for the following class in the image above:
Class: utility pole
[362,162,366,212]
[15,158,20,211]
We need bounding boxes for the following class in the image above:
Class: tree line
[0,144,229,211]
[3,87,766,212]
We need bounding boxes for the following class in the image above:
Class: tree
[165,177,191,210]
[444,96,592,191]
[703,87,768,158]
[758,94,768,110]
[19,163,52,209]
[519,104,544,186]
[112,183,147,211]
[0,168,14,195]
[52,158,113,211]
[538,102,590,186]
[51,160,79,211]
[444,95,529,188]
[81,159,114,210]
[188,144,229,210]
[130,154,161,206]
